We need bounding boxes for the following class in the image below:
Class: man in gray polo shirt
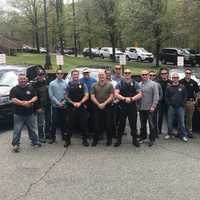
[138,70,159,147]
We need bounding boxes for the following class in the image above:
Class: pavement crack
[13,148,68,200]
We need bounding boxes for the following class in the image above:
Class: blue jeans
[12,114,39,146]
[168,106,188,138]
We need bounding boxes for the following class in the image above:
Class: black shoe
[91,140,98,147]
[188,133,194,138]
[133,140,140,147]
[48,139,55,144]
[82,139,89,147]
[39,139,46,143]
[114,140,121,147]
[106,140,112,146]
[64,139,71,148]
[148,141,154,147]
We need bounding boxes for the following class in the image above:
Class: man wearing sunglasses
[157,67,172,135]
[138,70,159,147]
[32,69,51,143]
[179,68,199,138]
[114,69,142,147]
[48,69,67,144]
[165,73,188,142]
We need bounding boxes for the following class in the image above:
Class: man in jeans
[32,69,51,143]
[165,73,188,142]
[10,73,41,153]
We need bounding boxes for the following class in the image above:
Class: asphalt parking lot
[1,126,200,200]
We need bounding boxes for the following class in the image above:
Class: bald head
[141,70,149,81]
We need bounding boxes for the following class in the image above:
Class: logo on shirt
[190,83,193,87]
[79,84,82,89]
[178,88,182,92]
[26,90,31,95]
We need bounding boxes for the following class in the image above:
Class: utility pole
[43,0,52,69]
[72,0,77,57]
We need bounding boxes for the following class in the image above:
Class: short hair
[184,67,192,72]
[71,69,79,75]
[56,69,63,74]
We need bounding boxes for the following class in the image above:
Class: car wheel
[137,57,142,62]
[126,55,131,61]
[161,58,166,64]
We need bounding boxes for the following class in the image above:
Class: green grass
[6,53,159,74]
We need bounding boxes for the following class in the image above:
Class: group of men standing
[10,64,199,152]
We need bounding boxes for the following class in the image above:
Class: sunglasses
[161,72,168,75]
[57,73,63,75]
[38,73,45,76]
[172,76,179,79]
[185,72,192,74]
[142,74,148,76]
[115,68,121,70]
[124,72,131,74]
[149,74,156,77]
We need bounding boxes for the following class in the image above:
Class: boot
[64,137,71,148]
[82,138,89,147]
[132,136,140,147]
[114,138,121,147]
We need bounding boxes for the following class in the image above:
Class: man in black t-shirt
[10,73,41,152]
[180,68,200,137]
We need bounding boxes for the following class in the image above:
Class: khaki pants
[185,101,195,133]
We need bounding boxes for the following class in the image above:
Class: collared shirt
[91,81,114,103]
[48,78,67,107]
[112,74,124,84]
[179,78,199,100]
[80,77,96,93]
[65,80,88,94]
[138,79,159,110]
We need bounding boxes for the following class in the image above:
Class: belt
[187,98,195,101]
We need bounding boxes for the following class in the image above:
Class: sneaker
[148,141,154,147]
[82,139,89,147]
[164,135,171,140]
[182,137,188,142]
[64,140,71,148]
[32,143,42,147]
[13,145,20,153]
[188,133,194,138]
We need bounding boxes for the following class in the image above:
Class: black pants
[117,103,137,140]
[86,99,95,134]
[152,106,158,137]
[93,105,112,143]
[50,107,67,140]
[139,110,156,142]
[158,102,168,134]
[67,106,88,140]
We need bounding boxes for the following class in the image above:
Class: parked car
[39,47,47,53]
[65,67,105,84]
[99,47,123,59]
[160,48,196,66]
[125,47,154,62]
[183,48,200,66]
[82,48,100,58]
[0,64,44,123]
[64,48,76,55]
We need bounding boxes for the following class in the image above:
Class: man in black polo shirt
[179,68,199,138]
[114,69,142,147]
[10,73,41,152]
[64,69,89,147]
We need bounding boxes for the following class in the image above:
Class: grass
[6,53,159,74]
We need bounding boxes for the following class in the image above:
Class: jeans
[37,106,51,140]
[139,110,156,142]
[12,114,39,146]
[168,106,188,138]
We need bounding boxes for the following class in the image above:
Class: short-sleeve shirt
[91,82,114,103]
[10,85,37,116]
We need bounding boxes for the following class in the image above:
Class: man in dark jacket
[157,67,172,135]
[32,69,51,143]
[165,73,188,142]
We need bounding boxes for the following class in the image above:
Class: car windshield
[0,71,18,87]
[138,48,149,53]
[182,49,190,54]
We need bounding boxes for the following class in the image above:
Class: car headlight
[0,96,11,105]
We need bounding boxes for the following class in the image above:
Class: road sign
[0,54,6,64]
[56,54,64,66]
[119,55,126,65]
[177,56,184,67]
